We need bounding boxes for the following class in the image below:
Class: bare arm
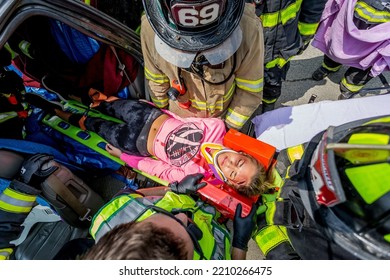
[105,143,122,158]
[137,186,170,196]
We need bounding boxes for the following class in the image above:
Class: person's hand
[232,203,257,251]
[105,143,122,158]
[169,173,207,195]
[19,154,58,187]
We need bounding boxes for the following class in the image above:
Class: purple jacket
[312,0,390,77]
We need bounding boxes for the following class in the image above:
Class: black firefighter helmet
[298,115,390,259]
[142,0,245,68]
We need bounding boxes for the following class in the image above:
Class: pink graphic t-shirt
[120,115,226,182]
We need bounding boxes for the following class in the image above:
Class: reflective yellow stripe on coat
[261,0,303,28]
[225,108,250,129]
[298,21,319,36]
[235,77,263,93]
[0,188,36,213]
[355,1,390,24]
[255,225,290,256]
[0,248,13,260]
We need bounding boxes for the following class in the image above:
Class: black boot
[261,102,275,113]
[262,84,281,113]
[312,66,333,81]
[338,82,357,100]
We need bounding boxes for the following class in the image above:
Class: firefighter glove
[169,173,207,195]
[232,203,257,251]
[19,153,58,188]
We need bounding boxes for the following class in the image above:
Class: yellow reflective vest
[90,191,232,260]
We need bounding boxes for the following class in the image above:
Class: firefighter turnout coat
[141,3,264,130]
[257,0,327,102]
[0,181,39,260]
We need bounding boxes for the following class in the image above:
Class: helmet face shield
[305,116,390,259]
[154,25,242,67]
[328,124,390,208]
[309,129,346,207]
[200,26,242,65]
[154,35,197,68]
[310,124,390,207]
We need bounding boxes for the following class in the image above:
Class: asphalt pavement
[277,44,390,107]
[246,43,390,260]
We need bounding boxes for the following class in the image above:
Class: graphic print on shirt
[165,122,204,167]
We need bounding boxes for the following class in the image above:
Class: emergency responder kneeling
[0,154,256,260]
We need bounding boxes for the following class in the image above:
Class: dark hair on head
[80,221,189,260]
[230,152,275,197]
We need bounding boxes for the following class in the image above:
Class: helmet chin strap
[212,149,238,182]
[200,143,238,183]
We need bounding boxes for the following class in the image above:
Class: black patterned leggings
[70,100,163,156]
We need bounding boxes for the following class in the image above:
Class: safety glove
[169,173,207,195]
[19,153,58,187]
[232,203,257,251]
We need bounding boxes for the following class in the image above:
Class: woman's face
[216,151,258,188]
